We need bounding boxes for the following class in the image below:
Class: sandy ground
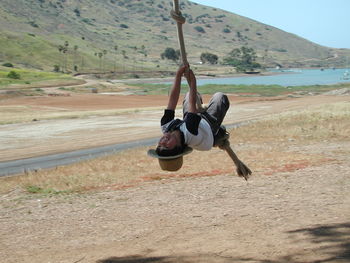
[0,91,349,263]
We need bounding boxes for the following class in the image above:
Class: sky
[191,0,349,49]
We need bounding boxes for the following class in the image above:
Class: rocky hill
[0,0,349,72]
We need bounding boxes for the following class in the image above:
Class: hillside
[0,0,349,72]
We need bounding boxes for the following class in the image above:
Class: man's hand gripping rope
[183,65,206,113]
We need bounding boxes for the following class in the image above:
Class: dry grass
[1,102,349,195]
[235,102,350,143]
[0,105,161,124]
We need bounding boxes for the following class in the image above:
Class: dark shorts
[182,92,230,135]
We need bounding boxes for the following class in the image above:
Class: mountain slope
[0,0,349,72]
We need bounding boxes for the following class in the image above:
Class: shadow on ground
[97,222,350,263]
[286,222,350,263]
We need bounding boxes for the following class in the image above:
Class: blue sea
[195,68,350,87]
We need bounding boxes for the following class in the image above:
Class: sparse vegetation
[26,185,70,195]
[0,69,80,88]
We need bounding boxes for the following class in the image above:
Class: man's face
[158,132,178,150]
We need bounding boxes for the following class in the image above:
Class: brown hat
[147,147,192,171]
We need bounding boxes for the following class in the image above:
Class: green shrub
[2,62,14,67]
[73,8,80,16]
[82,18,94,25]
[28,21,39,28]
[194,26,205,33]
[161,47,180,61]
[7,71,21,79]
[200,52,218,64]
[131,74,140,79]
[53,65,60,72]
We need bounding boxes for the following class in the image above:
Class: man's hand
[184,68,198,113]
[235,159,252,181]
[218,139,252,181]
[184,69,196,89]
[176,64,188,78]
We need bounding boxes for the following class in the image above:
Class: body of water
[195,68,350,87]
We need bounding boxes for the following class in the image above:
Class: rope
[171,0,206,112]
[170,10,186,24]
[171,0,188,66]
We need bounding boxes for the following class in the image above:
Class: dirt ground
[0,90,349,263]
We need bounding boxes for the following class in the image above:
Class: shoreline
[112,70,289,85]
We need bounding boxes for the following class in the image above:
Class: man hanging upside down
[148,65,251,179]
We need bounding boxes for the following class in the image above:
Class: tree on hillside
[223,46,261,72]
[200,52,218,64]
[161,47,180,62]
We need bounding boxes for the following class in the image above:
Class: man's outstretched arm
[185,69,198,114]
[167,65,187,111]
[219,139,252,180]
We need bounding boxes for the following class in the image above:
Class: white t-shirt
[160,110,214,151]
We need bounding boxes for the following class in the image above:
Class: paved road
[0,122,246,177]
[0,138,158,177]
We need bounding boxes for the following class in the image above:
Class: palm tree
[140,45,147,71]
[73,45,79,71]
[98,52,103,72]
[58,45,65,72]
[102,49,107,72]
[122,50,126,72]
[64,41,69,72]
[114,45,118,72]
